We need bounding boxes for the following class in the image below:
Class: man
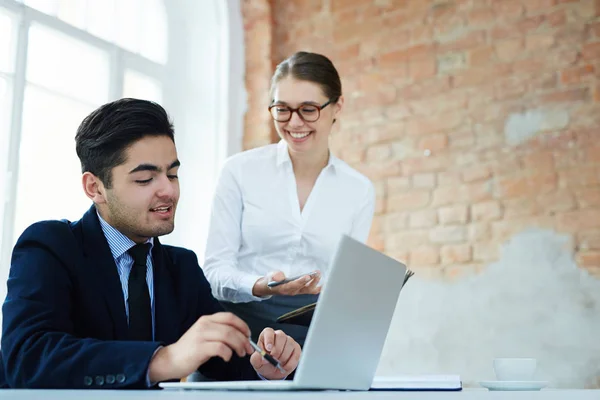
[0,98,301,389]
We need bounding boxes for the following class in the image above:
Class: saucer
[479,380,548,391]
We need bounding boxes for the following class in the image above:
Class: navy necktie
[127,243,152,341]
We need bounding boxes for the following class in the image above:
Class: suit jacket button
[116,373,126,383]
[106,374,115,384]
[83,376,93,386]
[95,376,105,386]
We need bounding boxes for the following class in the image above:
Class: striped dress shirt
[97,213,155,339]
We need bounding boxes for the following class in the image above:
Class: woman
[203,51,375,346]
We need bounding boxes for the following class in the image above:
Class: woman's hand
[252,271,321,297]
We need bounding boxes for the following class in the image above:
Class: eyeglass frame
[268,98,337,123]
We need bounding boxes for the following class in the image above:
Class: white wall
[159,0,245,261]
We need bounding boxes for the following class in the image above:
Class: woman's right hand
[252,271,321,297]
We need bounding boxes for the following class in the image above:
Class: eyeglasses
[268,99,334,123]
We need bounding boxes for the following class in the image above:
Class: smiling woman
[202,51,376,347]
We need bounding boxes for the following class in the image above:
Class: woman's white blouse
[203,140,375,303]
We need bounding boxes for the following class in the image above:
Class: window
[0,8,15,265]
[0,0,170,328]
[0,0,237,339]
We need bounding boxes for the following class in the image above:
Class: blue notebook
[370,375,462,391]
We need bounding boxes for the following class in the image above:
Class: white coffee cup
[493,358,537,381]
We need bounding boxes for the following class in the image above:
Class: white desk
[1,389,599,400]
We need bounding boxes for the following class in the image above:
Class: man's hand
[250,328,301,380]
[148,312,254,382]
[252,271,321,298]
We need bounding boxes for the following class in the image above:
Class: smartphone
[267,271,318,288]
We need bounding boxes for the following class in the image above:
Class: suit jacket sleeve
[1,222,161,389]
[178,250,259,381]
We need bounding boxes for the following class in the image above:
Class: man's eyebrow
[129,164,160,174]
[129,160,180,174]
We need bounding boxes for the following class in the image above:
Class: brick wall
[242,0,600,280]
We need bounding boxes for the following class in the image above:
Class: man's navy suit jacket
[0,206,258,388]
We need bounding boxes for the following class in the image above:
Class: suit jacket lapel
[152,239,180,345]
[80,206,129,340]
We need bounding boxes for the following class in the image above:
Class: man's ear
[82,172,107,204]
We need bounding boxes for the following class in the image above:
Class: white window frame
[0,0,246,299]
[0,0,167,276]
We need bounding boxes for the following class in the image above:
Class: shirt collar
[275,139,340,171]
[97,211,154,261]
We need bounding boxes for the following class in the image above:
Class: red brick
[472,201,503,221]
[409,209,438,228]
[429,226,467,244]
[468,222,491,241]
[438,172,462,186]
[529,173,558,195]
[468,46,495,66]
[495,38,524,61]
[441,244,472,264]
[418,134,449,152]
[465,181,494,202]
[356,161,403,180]
[521,151,555,172]
[432,185,465,206]
[491,0,524,20]
[525,33,555,52]
[410,246,440,266]
[558,167,600,187]
[387,191,431,212]
[438,30,487,53]
[449,130,476,149]
[387,176,411,194]
[586,146,600,163]
[379,44,436,68]
[366,144,393,161]
[524,0,558,13]
[547,9,567,27]
[412,173,436,189]
[561,65,595,85]
[473,242,500,262]
[467,8,495,26]
[439,205,470,225]
[406,113,463,136]
[556,210,600,233]
[537,190,576,213]
[575,188,600,209]
[578,231,600,250]
[503,197,539,218]
[368,234,385,251]
[492,216,555,241]
[402,155,451,175]
[339,146,364,163]
[575,251,600,268]
[582,42,600,61]
[409,54,437,81]
[383,212,408,232]
[386,230,430,250]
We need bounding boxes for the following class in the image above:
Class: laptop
[160,234,407,391]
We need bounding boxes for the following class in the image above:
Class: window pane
[0,11,14,73]
[0,77,11,253]
[13,86,94,240]
[26,23,110,104]
[57,0,87,30]
[123,70,162,103]
[115,0,141,55]
[23,0,59,16]
[86,0,116,43]
[139,0,168,64]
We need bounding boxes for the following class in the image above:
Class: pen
[249,338,286,374]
